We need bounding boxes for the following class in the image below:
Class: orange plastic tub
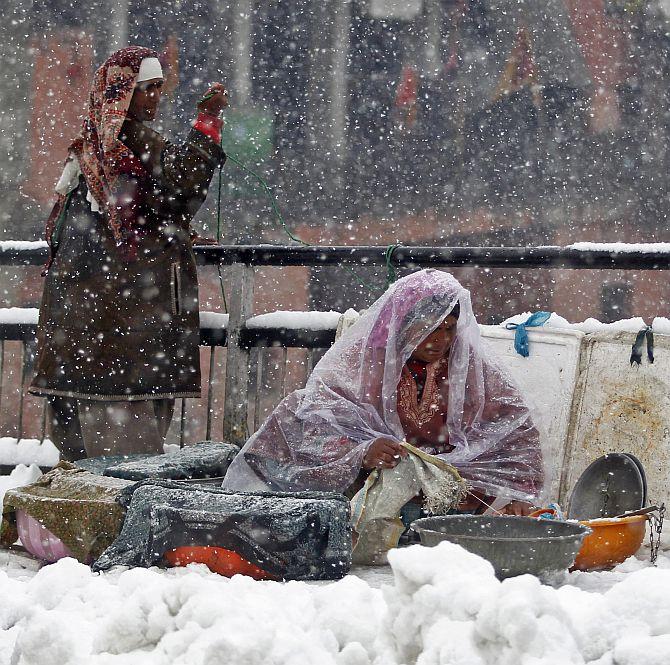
[164,546,275,580]
[571,514,647,571]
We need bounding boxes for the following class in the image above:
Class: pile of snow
[2,541,670,663]
[0,464,42,507]
[0,438,59,467]
[378,542,670,664]
[0,556,384,664]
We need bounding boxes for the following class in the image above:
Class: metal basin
[411,515,591,579]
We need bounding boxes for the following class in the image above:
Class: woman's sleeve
[119,118,226,218]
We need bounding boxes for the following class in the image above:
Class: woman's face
[128,78,164,122]
[410,314,458,363]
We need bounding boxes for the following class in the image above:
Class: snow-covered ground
[2,539,670,664]
[3,304,670,663]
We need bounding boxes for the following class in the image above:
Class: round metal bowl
[411,515,591,579]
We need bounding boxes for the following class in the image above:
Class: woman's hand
[500,500,534,516]
[362,438,408,470]
[197,83,229,117]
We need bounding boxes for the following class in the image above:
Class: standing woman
[29,46,228,460]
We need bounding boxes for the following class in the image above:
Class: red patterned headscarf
[45,46,158,261]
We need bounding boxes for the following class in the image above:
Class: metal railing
[3,242,670,270]
[1,241,670,453]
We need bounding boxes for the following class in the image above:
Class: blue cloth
[400,501,422,529]
[505,311,551,357]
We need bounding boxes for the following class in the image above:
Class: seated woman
[223,269,544,519]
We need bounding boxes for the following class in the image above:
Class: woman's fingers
[394,443,409,457]
[381,441,405,457]
[203,82,226,96]
[502,500,533,516]
[363,438,408,470]
[198,83,229,114]
[378,441,408,467]
[374,452,400,469]
[381,448,404,467]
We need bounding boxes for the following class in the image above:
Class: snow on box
[501,311,649,334]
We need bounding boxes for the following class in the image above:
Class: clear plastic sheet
[224,269,543,501]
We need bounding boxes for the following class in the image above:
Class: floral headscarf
[45,46,157,258]
[223,269,544,502]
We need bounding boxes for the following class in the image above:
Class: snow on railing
[5,242,670,268]
[0,308,39,325]
[0,241,48,251]
[568,242,670,253]
[246,311,342,330]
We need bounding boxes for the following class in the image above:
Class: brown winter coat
[30,119,225,400]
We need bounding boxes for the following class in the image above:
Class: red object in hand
[164,545,274,580]
[193,112,223,144]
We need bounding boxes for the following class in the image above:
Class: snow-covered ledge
[0,241,48,251]
[4,308,670,335]
[246,311,342,330]
[568,242,670,253]
[0,309,340,332]
[0,308,39,325]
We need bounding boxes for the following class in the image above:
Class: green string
[215,154,228,314]
[217,150,385,295]
[385,244,400,286]
[224,153,308,246]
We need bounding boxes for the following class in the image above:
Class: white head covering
[137,57,163,82]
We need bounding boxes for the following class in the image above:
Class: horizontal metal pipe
[0,246,49,266]
[3,244,670,269]
[0,324,332,349]
[195,245,670,269]
[242,327,335,349]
